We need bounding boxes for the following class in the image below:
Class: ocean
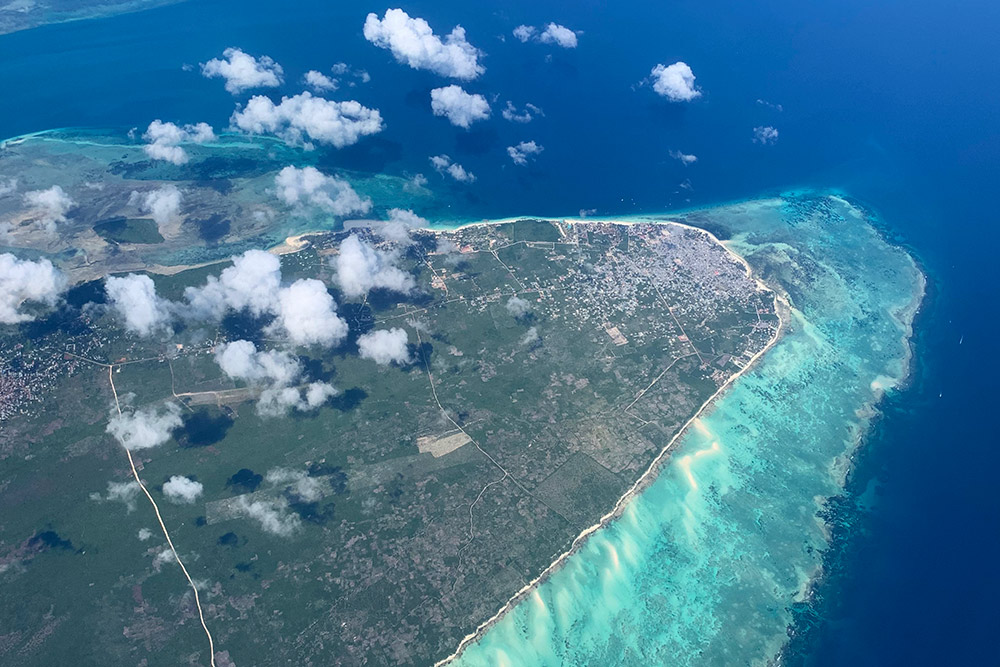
[1,0,997,664]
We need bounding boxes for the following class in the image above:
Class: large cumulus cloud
[274,166,371,216]
[105,274,174,337]
[0,253,65,324]
[201,47,284,94]
[430,85,490,128]
[363,9,484,80]
[332,235,415,299]
[230,92,383,149]
[650,62,701,102]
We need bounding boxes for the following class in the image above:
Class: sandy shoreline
[430,218,791,666]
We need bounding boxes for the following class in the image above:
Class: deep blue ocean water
[1,1,997,663]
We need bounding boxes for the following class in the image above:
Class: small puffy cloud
[266,467,325,501]
[0,253,65,324]
[430,85,490,128]
[333,235,416,299]
[404,173,429,193]
[105,274,173,337]
[363,8,484,80]
[185,249,282,319]
[435,237,459,255]
[505,295,531,318]
[304,70,338,92]
[236,497,300,536]
[162,475,203,504]
[201,47,284,94]
[215,340,301,387]
[539,23,578,48]
[507,140,543,166]
[519,326,540,346]
[106,480,141,511]
[258,381,338,417]
[512,25,536,42]
[650,62,701,102]
[430,155,476,183]
[513,23,578,48]
[0,178,17,197]
[230,92,383,149]
[501,101,542,123]
[274,166,371,216]
[107,402,182,451]
[753,126,779,145]
[185,250,348,347]
[215,340,336,417]
[669,150,698,165]
[142,120,216,165]
[357,327,411,365]
[23,185,74,233]
[140,185,183,226]
[270,278,349,347]
[137,528,154,541]
[373,208,428,244]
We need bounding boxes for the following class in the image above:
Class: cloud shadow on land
[173,409,234,448]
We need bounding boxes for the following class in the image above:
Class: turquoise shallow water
[453,195,923,666]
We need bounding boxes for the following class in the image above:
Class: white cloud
[404,173,429,193]
[106,402,182,451]
[137,528,154,541]
[274,166,371,216]
[230,92,383,149]
[519,325,540,346]
[266,467,325,501]
[184,250,348,348]
[507,140,543,166]
[650,62,701,102]
[363,8,484,80]
[23,185,74,233]
[501,101,542,123]
[236,497,300,536]
[142,120,215,165]
[430,85,490,128]
[140,185,183,226]
[162,475,203,504]
[303,70,338,92]
[105,274,173,337]
[333,235,416,299]
[372,208,428,244]
[215,339,301,386]
[505,295,531,318]
[753,126,779,145]
[106,480,141,511]
[215,340,337,417]
[429,155,476,182]
[0,178,17,197]
[539,23,578,48]
[257,381,338,417]
[669,150,698,165]
[0,253,65,324]
[436,237,459,255]
[185,249,282,319]
[357,328,411,365]
[513,23,578,48]
[512,25,536,42]
[270,278,349,347]
[201,47,284,94]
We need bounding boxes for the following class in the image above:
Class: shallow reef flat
[451,195,924,666]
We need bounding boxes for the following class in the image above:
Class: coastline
[430,217,792,666]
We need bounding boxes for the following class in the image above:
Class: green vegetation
[0,220,778,665]
[93,217,164,244]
